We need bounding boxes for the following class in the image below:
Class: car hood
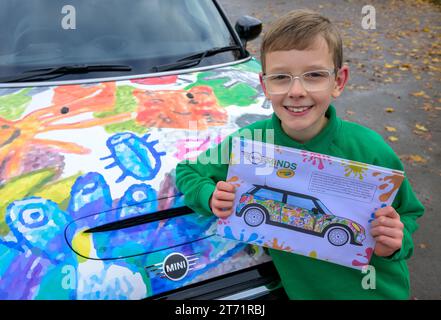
[0,59,273,299]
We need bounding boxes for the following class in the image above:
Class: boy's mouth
[283,105,313,115]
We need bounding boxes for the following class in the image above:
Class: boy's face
[261,36,349,142]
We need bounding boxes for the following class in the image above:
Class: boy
[175,9,424,299]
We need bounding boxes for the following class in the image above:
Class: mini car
[0,0,285,299]
[236,185,366,246]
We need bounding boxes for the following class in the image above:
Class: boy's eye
[269,74,290,81]
[304,71,329,79]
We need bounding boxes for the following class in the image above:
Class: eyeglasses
[262,69,335,94]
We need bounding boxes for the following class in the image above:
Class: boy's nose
[287,78,307,97]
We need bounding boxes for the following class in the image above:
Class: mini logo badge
[145,252,200,282]
[277,168,295,178]
[163,253,188,281]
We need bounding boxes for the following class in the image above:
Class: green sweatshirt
[175,105,424,300]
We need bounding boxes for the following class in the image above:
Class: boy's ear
[331,64,350,98]
[259,72,270,99]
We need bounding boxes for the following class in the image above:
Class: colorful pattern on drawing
[0,60,273,299]
[185,67,261,107]
[236,187,366,246]
[301,150,333,170]
[101,133,166,183]
[134,86,228,129]
[0,83,133,181]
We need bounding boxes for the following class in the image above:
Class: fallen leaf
[411,91,426,97]
[385,107,395,113]
[388,136,399,142]
[384,63,395,69]
[419,243,427,249]
[415,123,428,132]
[401,154,428,164]
[385,126,397,132]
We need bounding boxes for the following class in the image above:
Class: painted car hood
[0,59,273,299]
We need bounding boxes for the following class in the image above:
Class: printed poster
[217,137,405,270]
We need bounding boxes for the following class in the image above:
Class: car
[236,185,366,247]
[0,0,287,300]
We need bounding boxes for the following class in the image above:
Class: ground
[218,0,441,300]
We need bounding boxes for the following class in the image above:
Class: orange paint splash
[378,171,405,202]
[264,238,293,252]
[134,86,227,130]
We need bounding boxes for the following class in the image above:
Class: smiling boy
[176,9,424,299]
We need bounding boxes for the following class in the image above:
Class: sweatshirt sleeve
[175,135,232,216]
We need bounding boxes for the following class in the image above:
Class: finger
[371,216,404,229]
[375,206,400,220]
[373,235,402,251]
[214,190,236,201]
[212,199,234,210]
[217,181,236,192]
[214,207,233,219]
[371,226,403,239]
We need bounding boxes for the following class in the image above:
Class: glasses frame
[262,69,337,94]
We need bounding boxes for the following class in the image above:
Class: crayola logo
[276,168,295,178]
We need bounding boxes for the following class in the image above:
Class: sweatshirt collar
[271,104,340,152]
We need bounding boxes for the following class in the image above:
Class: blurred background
[218,0,441,300]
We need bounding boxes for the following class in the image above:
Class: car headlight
[351,222,361,232]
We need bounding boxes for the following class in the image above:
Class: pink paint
[131,75,178,85]
[352,247,374,266]
[301,151,332,170]
[174,135,223,160]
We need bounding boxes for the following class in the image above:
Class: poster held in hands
[216,137,404,270]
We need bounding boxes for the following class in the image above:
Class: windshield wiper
[0,64,132,83]
[150,45,243,72]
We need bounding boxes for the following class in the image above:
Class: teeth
[286,106,311,112]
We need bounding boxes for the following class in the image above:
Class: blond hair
[260,9,343,74]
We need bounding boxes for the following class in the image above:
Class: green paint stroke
[104,120,148,135]
[94,85,147,134]
[0,168,56,235]
[185,72,257,107]
[0,88,32,120]
[34,173,82,211]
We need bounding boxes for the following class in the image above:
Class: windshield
[0,0,244,81]
[315,200,333,215]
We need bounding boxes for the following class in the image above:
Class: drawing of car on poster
[236,185,366,247]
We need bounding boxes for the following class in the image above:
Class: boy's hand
[370,206,404,257]
[209,181,236,219]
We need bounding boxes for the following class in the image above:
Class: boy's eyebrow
[267,64,332,73]
[305,65,331,70]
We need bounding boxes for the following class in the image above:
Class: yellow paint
[343,160,368,180]
[71,229,92,263]
[309,251,317,258]
[276,168,295,178]
[351,222,361,232]
[34,173,81,205]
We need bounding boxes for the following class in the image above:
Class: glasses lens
[302,71,331,92]
[264,74,292,94]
